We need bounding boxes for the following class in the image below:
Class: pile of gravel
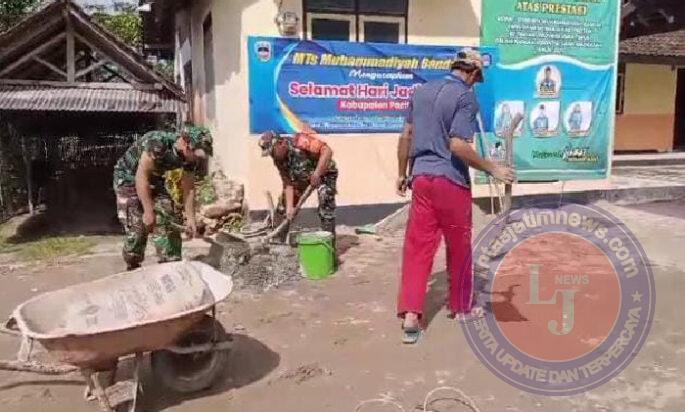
[233,245,301,291]
[209,235,302,292]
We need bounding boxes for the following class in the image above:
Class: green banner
[479,0,621,181]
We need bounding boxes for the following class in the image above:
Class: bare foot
[402,312,420,329]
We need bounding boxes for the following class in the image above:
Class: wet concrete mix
[206,233,302,292]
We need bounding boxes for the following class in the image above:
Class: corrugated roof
[620,29,685,58]
[0,0,185,110]
[0,84,182,113]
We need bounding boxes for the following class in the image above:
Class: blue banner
[248,36,498,134]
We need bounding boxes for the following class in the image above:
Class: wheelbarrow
[0,261,234,412]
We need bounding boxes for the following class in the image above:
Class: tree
[0,0,39,33]
[91,5,174,80]
[91,5,142,49]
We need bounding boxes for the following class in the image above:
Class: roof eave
[619,53,685,66]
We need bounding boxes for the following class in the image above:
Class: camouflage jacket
[275,133,337,186]
[113,131,193,191]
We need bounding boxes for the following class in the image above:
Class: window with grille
[304,0,408,43]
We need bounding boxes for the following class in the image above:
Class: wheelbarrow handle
[0,317,21,337]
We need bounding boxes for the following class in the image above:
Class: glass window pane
[311,18,352,41]
[306,0,355,13]
[359,0,407,15]
[364,21,400,43]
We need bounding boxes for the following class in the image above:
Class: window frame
[202,13,214,95]
[303,0,408,43]
[616,63,626,115]
[306,12,357,42]
[358,14,406,44]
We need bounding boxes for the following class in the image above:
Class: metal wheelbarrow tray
[0,261,234,411]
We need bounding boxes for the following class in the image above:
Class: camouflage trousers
[115,186,182,270]
[277,171,337,238]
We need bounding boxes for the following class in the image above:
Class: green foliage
[92,5,142,48]
[196,176,218,205]
[0,234,96,261]
[154,60,175,79]
[0,0,39,32]
[165,172,217,207]
[0,125,29,221]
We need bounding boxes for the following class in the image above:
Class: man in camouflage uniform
[113,125,213,270]
[259,131,338,243]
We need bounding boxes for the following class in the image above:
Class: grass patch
[0,235,96,261]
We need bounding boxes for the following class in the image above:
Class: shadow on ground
[623,199,685,220]
[142,333,280,411]
[3,209,120,244]
[423,271,528,330]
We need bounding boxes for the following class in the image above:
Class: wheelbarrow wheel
[151,316,229,393]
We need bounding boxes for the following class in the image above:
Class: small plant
[196,175,218,205]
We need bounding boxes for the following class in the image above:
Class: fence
[0,127,143,224]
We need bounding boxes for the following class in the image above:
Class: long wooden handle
[263,185,314,243]
[0,360,79,375]
[265,190,276,227]
[503,114,524,212]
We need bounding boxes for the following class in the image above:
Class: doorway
[674,68,685,150]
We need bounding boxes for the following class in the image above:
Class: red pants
[397,175,473,317]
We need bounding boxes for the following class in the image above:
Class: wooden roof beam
[64,5,76,82]
[0,12,64,61]
[73,32,141,83]
[0,33,67,78]
[33,56,67,78]
[75,59,109,80]
[69,7,182,97]
[0,78,165,91]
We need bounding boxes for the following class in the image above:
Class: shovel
[262,185,314,244]
[156,185,314,246]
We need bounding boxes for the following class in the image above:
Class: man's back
[408,74,479,188]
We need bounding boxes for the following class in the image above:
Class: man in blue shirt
[569,103,583,132]
[533,104,550,132]
[395,49,513,343]
[539,66,557,95]
[496,103,513,136]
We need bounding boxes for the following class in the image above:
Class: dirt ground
[0,200,684,412]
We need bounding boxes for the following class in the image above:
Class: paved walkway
[472,165,685,204]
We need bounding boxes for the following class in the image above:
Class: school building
[617,29,685,153]
[143,0,684,213]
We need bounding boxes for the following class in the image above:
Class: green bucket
[297,231,335,280]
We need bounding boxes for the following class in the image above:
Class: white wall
[408,0,481,46]
[186,0,482,210]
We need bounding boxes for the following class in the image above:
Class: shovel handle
[263,185,314,243]
[0,317,21,337]
[502,113,524,212]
